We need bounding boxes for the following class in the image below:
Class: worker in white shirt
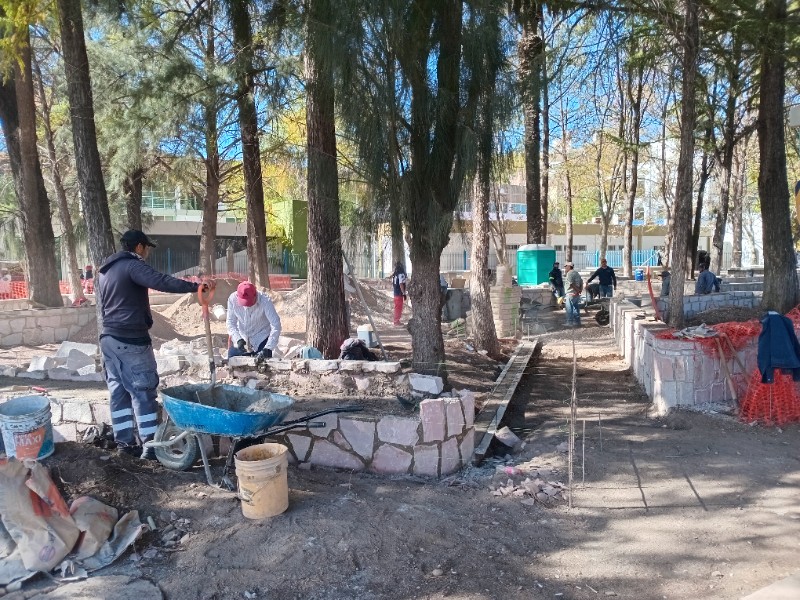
[226,281,282,359]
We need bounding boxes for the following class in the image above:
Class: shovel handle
[197,283,215,315]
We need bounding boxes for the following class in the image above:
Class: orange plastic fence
[6,272,293,300]
[739,368,800,425]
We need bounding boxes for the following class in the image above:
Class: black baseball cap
[121,229,157,248]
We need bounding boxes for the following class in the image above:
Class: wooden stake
[582,419,586,486]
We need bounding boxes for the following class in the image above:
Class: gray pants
[100,336,160,446]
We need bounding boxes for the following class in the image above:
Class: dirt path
[6,305,800,600]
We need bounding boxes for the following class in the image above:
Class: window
[554,245,563,251]
[572,245,587,251]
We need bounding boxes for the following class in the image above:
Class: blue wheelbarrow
[146,383,362,487]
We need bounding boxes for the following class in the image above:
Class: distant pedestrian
[563,262,583,326]
[587,258,617,298]
[695,263,720,295]
[549,262,564,299]
[659,269,671,297]
[0,268,11,299]
[98,230,214,460]
[391,262,407,327]
[82,265,94,295]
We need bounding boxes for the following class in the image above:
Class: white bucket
[234,443,289,519]
[0,395,54,460]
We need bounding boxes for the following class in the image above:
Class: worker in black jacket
[587,259,617,298]
[97,230,214,459]
[549,262,564,299]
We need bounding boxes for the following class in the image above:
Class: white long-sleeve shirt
[226,291,282,351]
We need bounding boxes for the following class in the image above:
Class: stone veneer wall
[654,291,760,322]
[611,298,757,415]
[0,306,95,347]
[274,391,475,476]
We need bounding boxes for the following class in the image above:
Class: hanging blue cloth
[757,311,800,383]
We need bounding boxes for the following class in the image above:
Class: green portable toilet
[517,244,556,286]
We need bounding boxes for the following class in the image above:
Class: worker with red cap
[226,281,282,359]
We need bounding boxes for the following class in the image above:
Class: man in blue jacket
[587,258,617,298]
[97,230,213,459]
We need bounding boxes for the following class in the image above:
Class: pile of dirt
[69,311,192,345]
[685,305,763,327]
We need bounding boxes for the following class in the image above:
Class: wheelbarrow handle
[278,405,364,427]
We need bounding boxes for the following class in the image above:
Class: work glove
[259,348,273,359]
[236,339,246,351]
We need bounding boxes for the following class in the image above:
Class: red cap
[237,281,257,307]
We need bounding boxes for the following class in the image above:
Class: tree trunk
[33,54,84,302]
[57,0,116,271]
[124,167,144,231]
[731,146,744,268]
[200,8,220,277]
[758,0,797,312]
[305,0,349,358]
[230,0,270,289]
[710,38,741,275]
[667,0,699,328]
[622,62,644,278]
[565,171,574,262]
[540,14,549,240]
[387,55,405,270]
[690,143,712,275]
[469,9,500,358]
[520,8,543,244]
[3,33,62,307]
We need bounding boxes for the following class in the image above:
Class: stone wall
[274,391,475,476]
[611,298,756,415]
[21,383,476,477]
[0,306,95,347]
[654,291,760,322]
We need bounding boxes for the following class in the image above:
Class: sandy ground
[3,298,800,599]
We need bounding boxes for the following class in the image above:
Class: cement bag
[0,459,80,571]
[69,496,118,560]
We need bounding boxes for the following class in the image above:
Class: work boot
[140,446,157,461]
[117,444,142,458]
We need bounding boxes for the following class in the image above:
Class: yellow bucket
[234,443,289,519]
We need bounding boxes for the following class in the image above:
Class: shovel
[197,284,217,388]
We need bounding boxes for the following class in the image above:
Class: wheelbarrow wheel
[154,420,199,471]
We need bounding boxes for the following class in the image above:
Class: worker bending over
[226,281,282,359]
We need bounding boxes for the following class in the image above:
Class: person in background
[659,269,671,297]
[0,267,11,299]
[549,262,564,300]
[695,263,720,294]
[82,265,94,295]
[97,230,213,460]
[563,262,583,327]
[391,261,407,327]
[587,258,617,298]
[226,281,282,359]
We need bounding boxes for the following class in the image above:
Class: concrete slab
[742,572,800,600]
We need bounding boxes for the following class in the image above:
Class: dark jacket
[549,267,563,288]
[98,252,198,339]
[587,265,617,287]
[757,312,800,383]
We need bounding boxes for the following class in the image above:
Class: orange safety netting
[739,368,800,426]
[655,305,800,427]
[1,272,295,301]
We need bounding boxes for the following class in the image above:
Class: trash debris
[495,426,523,451]
[672,323,717,339]
[0,458,146,591]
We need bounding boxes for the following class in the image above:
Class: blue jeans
[600,284,613,298]
[565,295,581,325]
[100,336,160,446]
